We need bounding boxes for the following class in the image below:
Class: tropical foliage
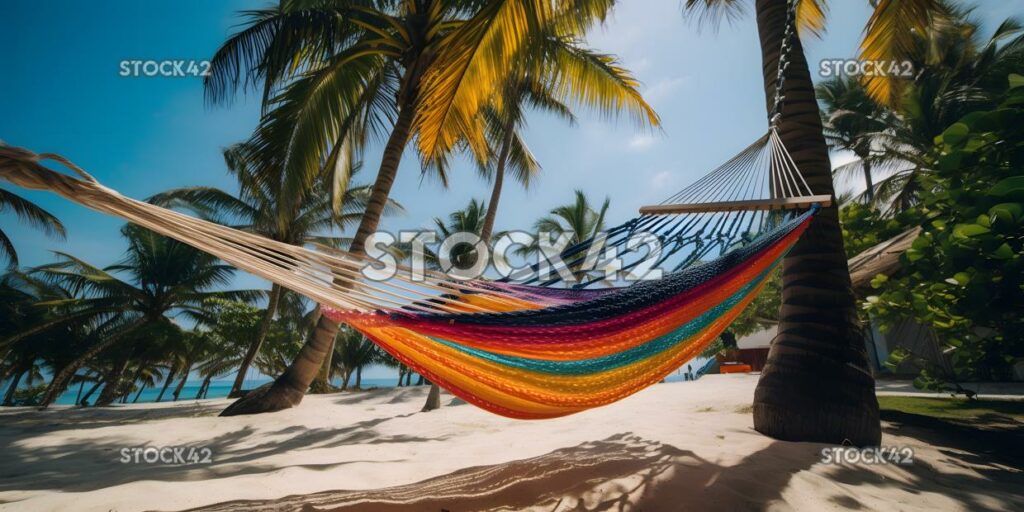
[865,77,1024,388]
[0,188,65,268]
[20,224,260,407]
[819,7,1024,212]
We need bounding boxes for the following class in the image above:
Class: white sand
[0,374,1020,511]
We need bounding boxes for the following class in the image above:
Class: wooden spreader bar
[639,195,833,215]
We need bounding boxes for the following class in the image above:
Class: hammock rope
[0,0,831,419]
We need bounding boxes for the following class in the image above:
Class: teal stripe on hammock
[429,256,782,376]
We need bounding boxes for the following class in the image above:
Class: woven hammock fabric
[324,208,815,419]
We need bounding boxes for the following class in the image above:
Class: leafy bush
[865,76,1024,385]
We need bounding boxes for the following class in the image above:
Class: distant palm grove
[2,1,1021,448]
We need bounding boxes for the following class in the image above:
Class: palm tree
[532,190,610,247]
[150,144,399,398]
[424,198,489,270]
[330,327,382,390]
[416,198,491,410]
[679,0,958,445]
[0,270,100,406]
[517,189,609,282]
[816,76,892,204]
[477,59,583,243]
[0,187,65,267]
[170,331,218,402]
[209,0,657,415]
[31,224,260,408]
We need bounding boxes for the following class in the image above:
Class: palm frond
[414,0,556,161]
[860,0,946,105]
[0,188,66,239]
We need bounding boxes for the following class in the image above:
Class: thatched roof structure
[847,227,922,296]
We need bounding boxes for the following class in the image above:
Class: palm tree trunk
[341,369,351,391]
[96,354,132,407]
[310,306,336,394]
[416,374,424,386]
[75,379,85,405]
[751,0,880,446]
[80,380,102,406]
[229,284,282,398]
[3,367,26,405]
[355,366,362,389]
[862,159,874,204]
[133,383,146,403]
[220,92,418,417]
[172,360,192,401]
[196,376,212,400]
[405,371,413,387]
[396,366,405,387]
[156,365,177,402]
[39,318,146,408]
[480,128,515,244]
[422,382,441,412]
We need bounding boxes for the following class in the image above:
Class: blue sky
[2,0,1016,381]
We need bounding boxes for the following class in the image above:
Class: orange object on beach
[719,364,752,374]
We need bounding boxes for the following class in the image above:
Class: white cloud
[628,134,657,151]
[650,170,676,189]
[643,76,690,105]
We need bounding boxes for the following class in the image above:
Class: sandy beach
[0,374,1020,511]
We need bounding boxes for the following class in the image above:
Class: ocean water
[54,377,404,405]
[53,359,710,405]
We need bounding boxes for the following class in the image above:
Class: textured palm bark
[220,99,418,417]
[752,0,880,446]
[480,127,514,244]
[310,307,337,394]
[422,381,441,412]
[96,352,131,406]
[171,360,193,401]
[229,284,282,398]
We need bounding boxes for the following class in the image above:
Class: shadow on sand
[0,409,426,493]
[188,425,1024,512]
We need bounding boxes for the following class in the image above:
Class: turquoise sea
[52,358,709,405]
[53,377,406,405]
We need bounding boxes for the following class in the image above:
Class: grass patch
[877,396,1024,427]
[878,396,1024,467]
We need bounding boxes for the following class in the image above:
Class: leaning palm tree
[150,144,399,398]
[209,0,657,415]
[31,224,260,408]
[680,0,956,445]
[0,186,65,267]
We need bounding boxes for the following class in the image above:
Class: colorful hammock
[324,210,813,418]
[0,143,821,418]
